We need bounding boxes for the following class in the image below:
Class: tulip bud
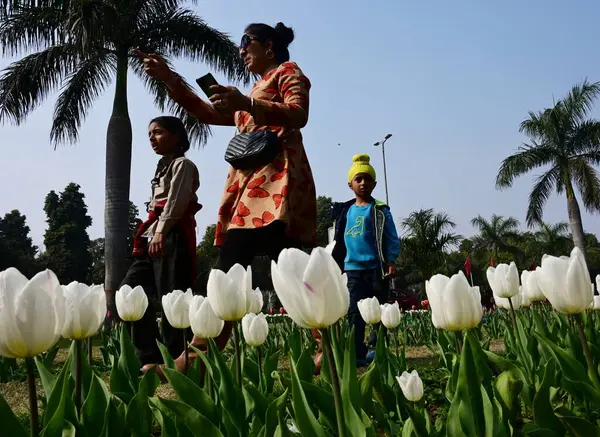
[590,295,600,311]
[61,282,106,340]
[426,271,483,331]
[325,240,336,254]
[116,284,149,322]
[0,268,65,358]
[357,297,381,324]
[397,370,424,402]
[162,289,193,329]
[537,247,592,314]
[242,313,269,346]
[248,287,264,314]
[189,295,224,339]
[271,247,349,329]
[487,262,520,298]
[381,302,401,329]
[207,264,253,321]
[494,286,527,311]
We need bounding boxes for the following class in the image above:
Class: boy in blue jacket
[331,154,400,365]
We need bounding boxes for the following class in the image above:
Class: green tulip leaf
[341,326,367,437]
[35,356,57,400]
[289,357,329,437]
[243,381,269,423]
[118,327,140,393]
[279,375,337,430]
[358,363,377,417]
[532,359,565,435]
[149,402,179,437]
[405,404,429,437]
[157,341,176,370]
[295,343,316,383]
[0,392,27,437]
[263,348,280,393]
[125,366,160,437]
[263,389,289,437]
[242,353,260,387]
[161,367,220,426]
[149,397,225,437]
[42,354,73,427]
[81,374,110,437]
[554,408,600,437]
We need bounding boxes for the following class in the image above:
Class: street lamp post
[374,133,392,205]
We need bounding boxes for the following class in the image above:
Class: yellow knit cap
[348,154,376,183]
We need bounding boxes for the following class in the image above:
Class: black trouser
[347,269,389,360]
[217,221,301,272]
[120,227,194,365]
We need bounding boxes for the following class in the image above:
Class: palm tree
[0,0,248,299]
[534,221,572,257]
[496,80,600,255]
[470,214,520,257]
[400,208,462,295]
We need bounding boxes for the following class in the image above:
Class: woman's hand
[148,232,165,257]
[142,54,176,84]
[209,85,251,112]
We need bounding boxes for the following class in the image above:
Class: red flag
[489,257,495,267]
[464,256,472,276]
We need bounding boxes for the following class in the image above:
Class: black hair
[245,22,295,64]
[149,116,190,154]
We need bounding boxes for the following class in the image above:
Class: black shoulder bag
[224,130,280,170]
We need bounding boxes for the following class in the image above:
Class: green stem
[574,314,600,392]
[256,347,264,392]
[206,346,213,399]
[233,322,242,387]
[395,327,399,357]
[75,340,82,414]
[320,328,346,437]
[25,358,39,437]
[87,338,93,366]
[508,297,518,332]
[182,330,189,371]
[454,331,463,353]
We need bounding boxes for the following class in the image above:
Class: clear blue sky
[2,0,600,248]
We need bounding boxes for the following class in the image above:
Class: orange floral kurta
[169,62,317,247]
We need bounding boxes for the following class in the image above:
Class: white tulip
[590,296,600,311]
[494,286,527,310]
[162,289,193,329]
[248,287,264,314]
[381,301,401,329]
[426,271,483,331]
[521,269,545,302]
[596,274,600,297]
[61,282,107,340]
[116,284,148,322]
[397,370,424,402]
[537,247,592,314]
[0,268,65,358]
[325,240,336,255]
[207,264,253,321]
[189,295,224,339]
[487,262,520,299]
[358,297,381,324]
[242,313,269,346]
[271,247,349,329]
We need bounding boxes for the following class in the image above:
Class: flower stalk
[320,328,346,437]
[25,358,39,437]
[232,322,242,387]
[574,314,600,392]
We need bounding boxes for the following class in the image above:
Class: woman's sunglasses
[240,34,260,50]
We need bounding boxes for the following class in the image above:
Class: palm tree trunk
[104,50,132,313]
[567,195,587,257]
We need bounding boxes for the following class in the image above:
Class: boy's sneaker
[366,350,376,363]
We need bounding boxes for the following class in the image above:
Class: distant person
[120,116,201,366]
[140,22,317,376]
[314,154,400,370]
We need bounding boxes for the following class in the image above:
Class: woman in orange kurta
[141,22,316,376]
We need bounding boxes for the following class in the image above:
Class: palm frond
[526,166,561,227]
[0,4,68,55]
[571,158,600,213]
[0,44,81,124]
[50,50,115,145]
[495,144,556,189]
[561,79,600,125]
[519,111,549,140]
[130,54,211,145]
[137,8,250,84]
[569,119,600,154]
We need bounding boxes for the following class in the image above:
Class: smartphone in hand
[196,73,219,98]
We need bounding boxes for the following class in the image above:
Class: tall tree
[316,195,333,247]
[399,208,462,295]
[534,222,572,257]
[496,80,600,255]
[470,214,520,257]
[0,0,249,305]
[42,183,92,283]
[0,209,38,276]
